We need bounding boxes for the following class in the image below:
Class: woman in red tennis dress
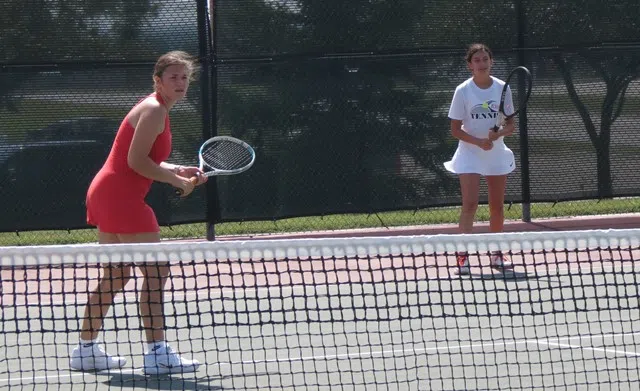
[70,51,206,375]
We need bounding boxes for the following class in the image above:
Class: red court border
[211,213,640,241]
[3,213,639,306]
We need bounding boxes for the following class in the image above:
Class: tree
[213,0,640,220]
[0,0,159,110]
[526,1,640,197]
[553,50,640,197]
[439,0,640,198]
[214,0,456,219]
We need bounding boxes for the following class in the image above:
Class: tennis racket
[492,66,533,132]
[176,136,256,196]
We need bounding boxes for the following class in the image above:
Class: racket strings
[505,68,533,118]
[511,88,526,114]
[202,141,253,171]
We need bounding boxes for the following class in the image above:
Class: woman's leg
[458,174,481,234]
[79,232,133,340]
[455,174,481,275]
[71,231,131,371]
[115,232,201,374]
[114,232,164,343]
[486,175,508,233]
[486,175,513,268]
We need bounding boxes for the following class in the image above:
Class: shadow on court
[464,266,619,283]
[102,373,223,390]
[100,371,272,390]
[463,268,537,281]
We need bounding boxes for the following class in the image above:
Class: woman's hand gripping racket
[175,136,256,196]
[492,66,533,132]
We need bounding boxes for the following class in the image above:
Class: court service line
[0,368,138,385]
[2,331,638,385]
[532,330,640,357]
[1,340,534,385]
[210,330,640,366]
[536,341,640,357]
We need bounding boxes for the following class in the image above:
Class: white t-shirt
[444,76,516,176]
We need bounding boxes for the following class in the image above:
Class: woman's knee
[100,264,133,291]
[140,263,170,287]
[461,201,479,214]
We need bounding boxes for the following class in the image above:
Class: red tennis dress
[86,93,172,233]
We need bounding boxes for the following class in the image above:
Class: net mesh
[1,230,640,390]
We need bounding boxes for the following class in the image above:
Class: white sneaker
[143,344,200,375]
[70,342,127,371]
[490,253,513,269]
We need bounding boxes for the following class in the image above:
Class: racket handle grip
[174,176,201,197]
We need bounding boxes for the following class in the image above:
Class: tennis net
[1,229,639,390]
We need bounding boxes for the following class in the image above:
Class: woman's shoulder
[490,76,506,88]
[135,94,167,116]
[456,77,474,90]
[125,94,167,128]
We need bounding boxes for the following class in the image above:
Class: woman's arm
[159,161,181,173]
[451,120,493,151]
[489,117,516,140]
[127,105,186,189]
[451,119,480,145]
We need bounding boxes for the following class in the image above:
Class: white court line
[531,331,640,357]
[8,260,635,308]
[538,341,640,357]
[2,331,639,385]
[0,368,138,385]
[210,330,640,366]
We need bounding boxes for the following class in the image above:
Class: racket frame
[176,135,256,196]
[197,135,256,177]
[492,66,533,132]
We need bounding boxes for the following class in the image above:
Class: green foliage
[215,1,456,219]
[0,0,159,62]
[0,0,159,111]
[525,2,640,46]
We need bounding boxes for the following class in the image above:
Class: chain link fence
[2,0,640,245]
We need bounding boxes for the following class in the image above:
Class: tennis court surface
[1,229,639,390]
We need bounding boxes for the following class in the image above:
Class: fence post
[197,0,219,240]
[516,0,532,222]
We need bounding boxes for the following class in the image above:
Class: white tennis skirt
[444,141,516,176]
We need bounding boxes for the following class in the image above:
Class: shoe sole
[143,364,201,375]
[69,360,126,372]
[490,264,514,269]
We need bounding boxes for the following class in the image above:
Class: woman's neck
[472,75,493,89]
[156,91,175,110]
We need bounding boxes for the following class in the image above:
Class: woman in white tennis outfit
[444,43,515,275]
